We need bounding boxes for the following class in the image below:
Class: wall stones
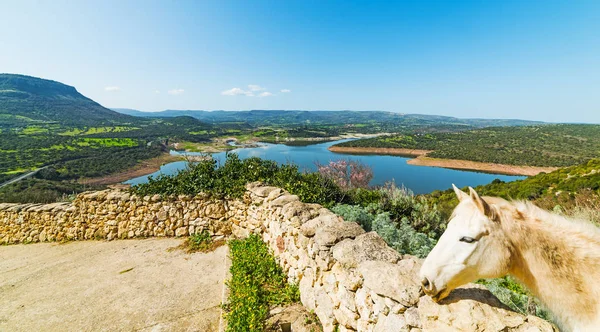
[0,183,557,332]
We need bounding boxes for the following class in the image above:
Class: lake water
[124,139,525,194]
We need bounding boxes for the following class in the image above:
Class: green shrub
[332,203,435,258]
[477,276,553,321]
[132,153,344,207]
[225,235,300,332]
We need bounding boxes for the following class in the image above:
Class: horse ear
[468,187,495,219]
[452,184,469,201]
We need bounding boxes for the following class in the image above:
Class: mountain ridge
[111,108,545,127]
[0,74,134,127]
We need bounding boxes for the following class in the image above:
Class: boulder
[314,221,365,247]
[358,261,421,307]
[417,285,557,331]
[270,194,300,207]
[332,232,402,268]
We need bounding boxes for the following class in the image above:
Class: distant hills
[0,74,133,127]
[0,73,546,130]
[111,109,544,128]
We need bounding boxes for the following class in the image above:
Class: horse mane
[485,196,600,329]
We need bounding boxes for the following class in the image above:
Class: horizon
[2,1,600,123]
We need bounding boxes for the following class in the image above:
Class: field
[334,124,600,168]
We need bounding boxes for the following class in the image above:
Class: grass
[21,126,49,135]
[74,138,138,148]
[175,231,225,253]
[224,235,300,332]
[59,126,140,136]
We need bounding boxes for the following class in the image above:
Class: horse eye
[460,236,476,243]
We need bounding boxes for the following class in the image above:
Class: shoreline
[79,153,184,186]
[408,156,557,176]
[328,146,557,176]
[328,146,432,157]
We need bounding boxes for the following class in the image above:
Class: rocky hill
[0,74,134,127]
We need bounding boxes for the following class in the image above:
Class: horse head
[419,185,512,302]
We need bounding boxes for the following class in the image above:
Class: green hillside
[428,158,600,220]
[0,74,134,127]
[335,124,600,167]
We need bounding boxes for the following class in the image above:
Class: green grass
[59,126,140,136]
[21,126,49,135]
[176,231,225,253]
[224,235,300,332]
[74,138,138,148]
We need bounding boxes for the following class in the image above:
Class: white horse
[420,185,600,331]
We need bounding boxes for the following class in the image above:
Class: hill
[0,74,134,127]
[334,124,600,167]
[428,158,600,223]
[112,109,543,128]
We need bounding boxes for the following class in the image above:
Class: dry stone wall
[0,183,556,332]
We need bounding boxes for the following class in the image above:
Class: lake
[124,139,525,194]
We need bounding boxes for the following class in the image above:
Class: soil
[0,239,229,332]
[408,156,558,176]
[328,146,557,176]
[328,146,431,157]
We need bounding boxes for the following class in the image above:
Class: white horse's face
[419,185,511,302]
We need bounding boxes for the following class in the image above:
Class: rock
[374,313,409,332]
[404,307,421,328]
[314,292,336,331]
[331,263,363,291]
[358,261,421,307]
[175,227,188,237]
[314,221,365,248]
[332,232,402,268]
[334,305,359,329]
[270,194,300,207]
[247,184,280,198]
[416,285,556,331]
[300,214,340,237]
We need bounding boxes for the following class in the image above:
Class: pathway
[0,238,229,332]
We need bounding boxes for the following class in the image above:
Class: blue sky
[1,0,599,123]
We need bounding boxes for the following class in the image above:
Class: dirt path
[0,239,228,332]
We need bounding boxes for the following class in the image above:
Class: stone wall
[0,183,555,331]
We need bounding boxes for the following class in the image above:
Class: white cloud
[280,89,291,93]
[154,90,160,94]
[248,84,265,92]
[259,91,274,97]
[104,86,120,92]
[221,87,254,96]
[168,89,185,95]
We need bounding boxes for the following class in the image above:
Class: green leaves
[225,235,300,332]
[133,153,344,206]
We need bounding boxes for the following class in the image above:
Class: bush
[316,159,373,190]
[331,203,435,258]
[225,235,300,332]
[378,182,445,238]
[132,153,344,207]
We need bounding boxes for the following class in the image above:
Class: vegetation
[224,235,300,332]
[335,124,600,167]
[0,74,134,127]
[114,109,542,129]
[133,153,344,206]
[426,158,600,220]
[176,230,225,253]
[0,178,100,203]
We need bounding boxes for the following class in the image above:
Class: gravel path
[0,238,228,332]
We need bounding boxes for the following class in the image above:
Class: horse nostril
[421,277,431,291]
